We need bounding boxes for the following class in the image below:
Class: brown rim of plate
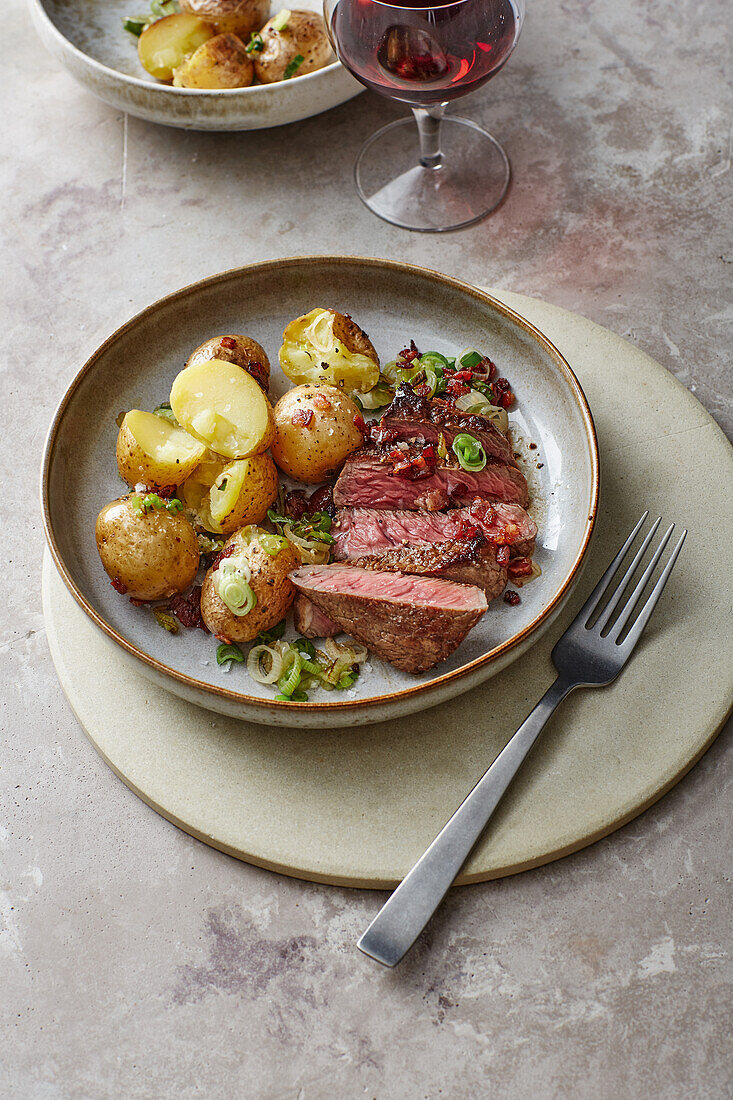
[29,0,341,96]
[40,256,600,714]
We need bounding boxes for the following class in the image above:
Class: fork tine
[610,523,675,640]
[618,530,687,653]
[575,511,649,627]
[594,516,662,633]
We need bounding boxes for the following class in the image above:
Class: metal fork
[358,513,687,967]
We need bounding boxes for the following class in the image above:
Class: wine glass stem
[412,105,447,170]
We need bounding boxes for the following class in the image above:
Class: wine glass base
[354,115,511,233]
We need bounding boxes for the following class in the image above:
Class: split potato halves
[170,359,275,459]
[279,308,379,393]
[116,410,207,489]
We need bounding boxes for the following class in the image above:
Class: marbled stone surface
[2,0,731,1095]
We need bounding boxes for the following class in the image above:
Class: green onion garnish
[130,493,183,515]
[452,433,487,472]
[283,54,304,79]
[254,619,286,645]
[217,642,244,666]
[122,16,147,36]
[460,350,483,369]
[271,9,291,31]
[277,649,303,697]
[154,608,179,634]
[419,351,451,371]
[153,401,177,424]
[246,31,265,52]
[293,638,317,659]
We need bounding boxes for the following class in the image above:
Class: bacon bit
[496,545,511,566]
[445,379,470,399]
[285,490,309,520]
[353,414,367,435]
[311,393,332,411]
[389,444,438,480]
[156,484,178,499]
[210,545,237,572]
[367,419,398,445]
[452,370,474,383]
[308,484,335,515]
[169,585,208,631]
[111,577,128,595]
[397,340,420,366]
[492,377,515,409]
[455,517,480,540]
[528,442,538,451]
[503,590,521,606]
[508,557,533,578]
[220,336,237,349]
[291,407,314,428]
[412,383,431,397]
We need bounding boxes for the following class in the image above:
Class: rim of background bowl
[40,256,600,715]
[29,0,344,97]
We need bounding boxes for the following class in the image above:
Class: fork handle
[357,676,576,967]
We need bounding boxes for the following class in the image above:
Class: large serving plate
[41,256,599,728]
[28,0,362,130]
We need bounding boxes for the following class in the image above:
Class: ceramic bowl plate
[29,0,362,130]
[41,256,599,727]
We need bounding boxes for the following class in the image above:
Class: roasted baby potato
[279,308,379,393]
[254,10,333,84]
[179,0,270,38]
[96,495,200,601]
[271,384,364,483]
[185,334,270,392]
[116,410,207,490]
[170,359,275,459]
[180,451,229,528]
[206,454,279,533]
[173,32,254,88]
[200,526,299,642]
[138,13,214,81]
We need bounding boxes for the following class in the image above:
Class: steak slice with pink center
[289,564,487,672]
[333,448,529,510]
[354,533,508,600]
[293,593,341,639]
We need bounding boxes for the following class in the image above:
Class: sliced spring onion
[283,54,304,79]
[122,16,147,36]
[360,379,394,409]
[254,619,286,645]
[130,493,183,515]
[257,531,289,557]
[293,638,317,659]
[277,648,303,697]
[153,608,179,634]
[380,360,400,386]
[271,8,291,31]
[454,391,509,431]
[246,31,264,52]
[419,351,451,371]
[247,644,283,684]
[217,642,244,666]
[458,348,483,369]
[451,433,487,472]
[152,401,177,425]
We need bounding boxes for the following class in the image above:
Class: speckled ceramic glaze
[29,0,362,130]
[41,258,598,728]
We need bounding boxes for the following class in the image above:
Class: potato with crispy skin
[254,10,333,84]
[170,359,275,459]
[272,384,364,483]
[138,13,214,81]
[279,308,379,392]
[96,495,199,601]
[200,527,299,642]
[173,33,254,88]
[185,335,270,392]
[116,410,207,490]
[179,0,269,38]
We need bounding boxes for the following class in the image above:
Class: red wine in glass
[331,0,518,107]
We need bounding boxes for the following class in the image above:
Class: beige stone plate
[42,292,733,888]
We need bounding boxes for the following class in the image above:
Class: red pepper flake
[508,557,534,578]
[311,393,332,411]
[220,336,237,349]
[111,577,128,595]
[169,585,208,632]
[503,590,521,606]
[452,370,474,383]
[291,407,314,428]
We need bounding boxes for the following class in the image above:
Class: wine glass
[324,0,524,232]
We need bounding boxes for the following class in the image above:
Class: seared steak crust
[354,533,508,600]
[377,385,516,467]
[289,564,487,673]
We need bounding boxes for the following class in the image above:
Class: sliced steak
[293,593,340,638]
[333,447,529,510]
[333,502,537,560]
[354,532,508,601]
[371,384,517,467]
[289,564,487,673]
